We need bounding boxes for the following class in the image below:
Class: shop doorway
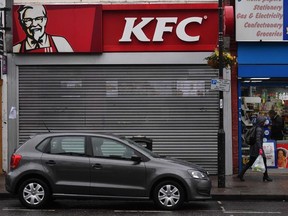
[239,79,288,171]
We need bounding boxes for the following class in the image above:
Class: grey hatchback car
[5,133,211,210]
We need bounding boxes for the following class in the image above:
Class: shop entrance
[239,79,288,171]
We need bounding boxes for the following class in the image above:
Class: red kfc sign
[13,4,222,53]
[119,17,205,42]
[102,4,219,52]
[13,5,102,53]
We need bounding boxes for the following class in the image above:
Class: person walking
[238,115,272,182]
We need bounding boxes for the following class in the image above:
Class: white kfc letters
[119,17,204,42]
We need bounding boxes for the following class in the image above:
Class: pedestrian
[238,115,272,182]
[268,110,284,140]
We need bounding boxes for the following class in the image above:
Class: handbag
[251,155,265,173]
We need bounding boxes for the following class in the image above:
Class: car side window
[91,137,135,159]
[36,138,50,152]
[48,136,85,156]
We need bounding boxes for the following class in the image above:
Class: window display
[241,86,288,141]
[241,85,288,169]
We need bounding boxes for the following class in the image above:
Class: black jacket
[250,116,266,157]
[270,114,284,140]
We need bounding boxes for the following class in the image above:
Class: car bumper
[186,177,212,200]
[5,173,13,194]
[5,171,20,195]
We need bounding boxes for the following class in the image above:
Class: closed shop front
[5,3,234,174]
[17,64,219,172]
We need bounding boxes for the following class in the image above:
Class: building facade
[2,0,236,175]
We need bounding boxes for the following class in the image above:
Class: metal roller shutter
[19,65,219,173]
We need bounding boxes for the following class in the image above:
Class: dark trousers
[239,156,268,177]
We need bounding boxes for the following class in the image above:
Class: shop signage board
[12,4,227,53]
[236,0,288,41]
[12,5,103,53]
[101,4,219,52]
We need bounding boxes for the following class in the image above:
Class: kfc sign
[103,4,220,52]
[119,17,205,42]
[13,5,102,53]
[13,4,226,53]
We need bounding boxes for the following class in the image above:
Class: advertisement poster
[277,143,288,169]
[236,0,288,41]
[263,141,277,168]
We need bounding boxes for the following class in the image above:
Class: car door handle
[92,163,103,169]
[45,160,56,166]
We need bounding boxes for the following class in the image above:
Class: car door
[89,136,147,197]
[41,135,90,195]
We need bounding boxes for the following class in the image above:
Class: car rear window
[49,136,85,155]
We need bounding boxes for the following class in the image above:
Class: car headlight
[188,170,206,179]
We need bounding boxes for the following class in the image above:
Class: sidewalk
[211,169,288,200]
[0,169,287,200]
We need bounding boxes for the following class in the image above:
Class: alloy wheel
[23,182,45,205]
[157,183,181,208]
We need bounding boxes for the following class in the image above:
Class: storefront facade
[4,3,234,175]
[236,1,288,171]
[238,43,288,171]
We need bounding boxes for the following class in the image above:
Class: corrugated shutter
[18,65,219,173]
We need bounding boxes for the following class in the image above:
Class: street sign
[211,79,230,92]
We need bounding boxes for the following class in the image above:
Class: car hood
[156,156,207,173]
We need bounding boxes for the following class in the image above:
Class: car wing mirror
[131,155,142,164]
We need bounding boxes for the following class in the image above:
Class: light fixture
[250,78,270,80]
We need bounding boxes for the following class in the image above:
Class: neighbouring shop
[238,43,288,171]
[6,3,234,174]
[236,0,288,171]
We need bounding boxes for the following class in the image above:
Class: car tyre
[153,180,185,210]
[18,178,51,209]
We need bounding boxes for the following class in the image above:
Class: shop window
[241,84,288,169]
[241,86,287,141]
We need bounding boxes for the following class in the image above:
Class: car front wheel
[18,178,51,209]
[153,180,185,210]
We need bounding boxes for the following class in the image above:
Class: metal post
[218,0,225,188]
